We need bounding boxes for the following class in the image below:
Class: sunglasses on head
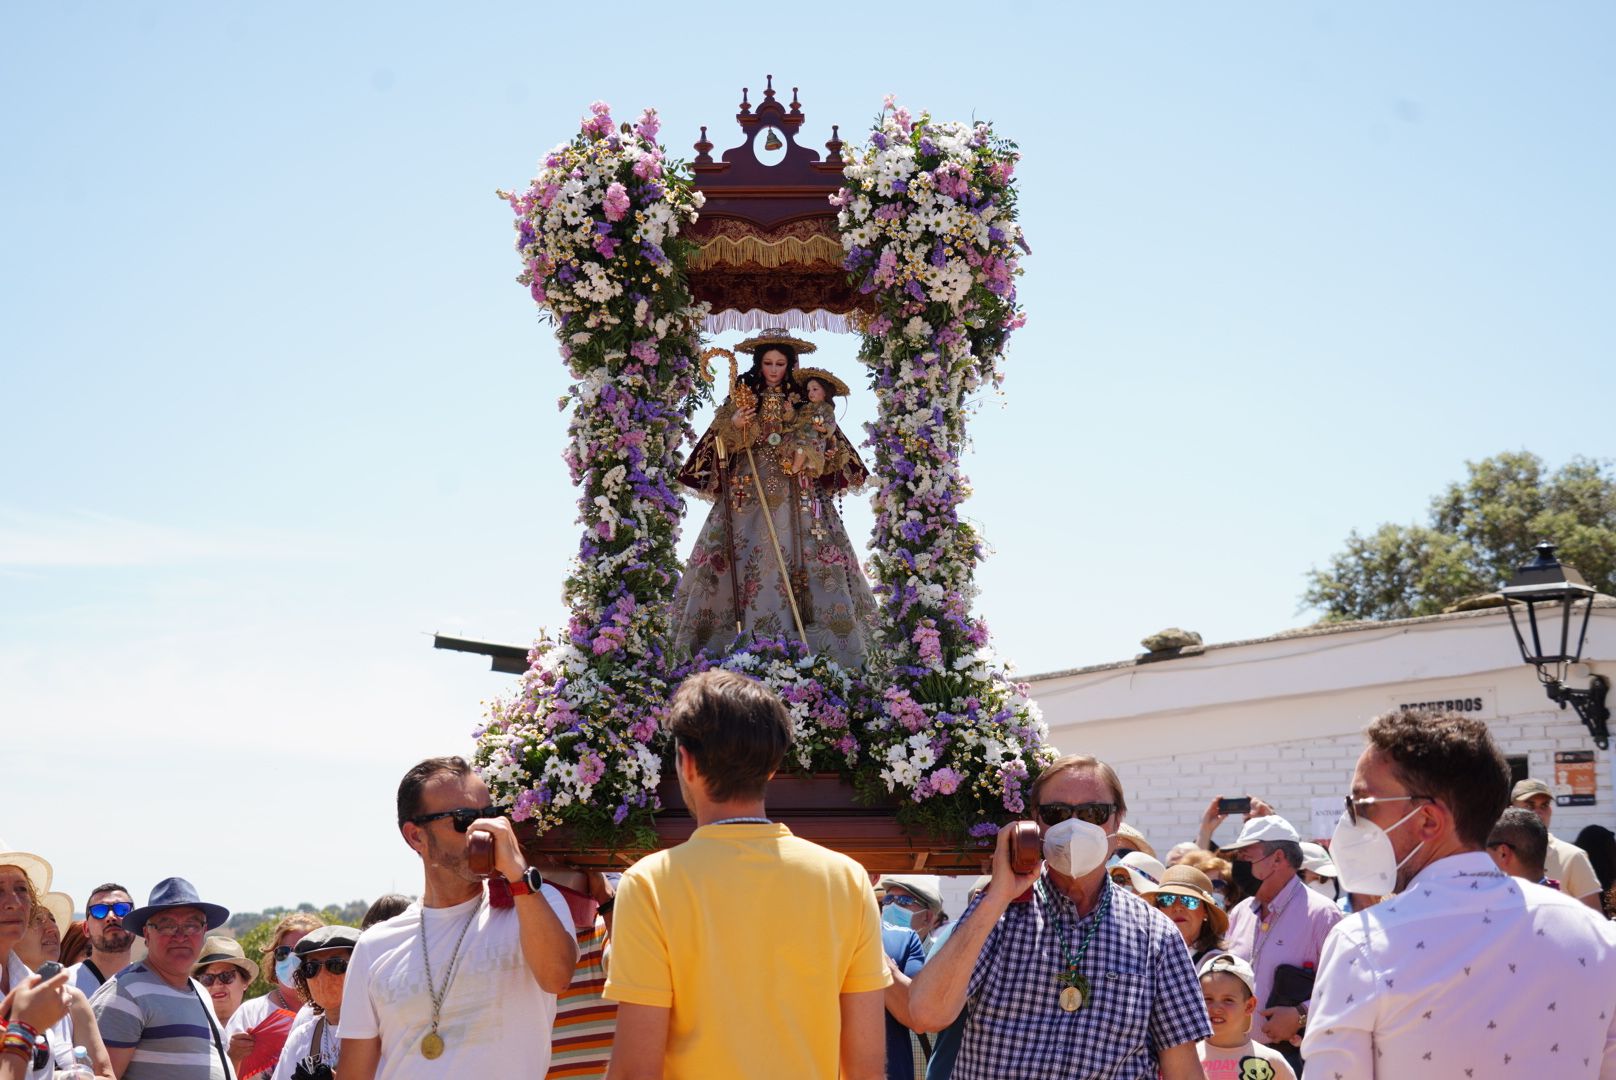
[408,805,501,833]
[298,957,349,979]
[1036,802,1116,827]
[196,970,241,987]
[1152,893,1204,911]
[88,901,133,920]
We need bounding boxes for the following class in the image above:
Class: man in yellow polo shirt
[603,670,890,1080]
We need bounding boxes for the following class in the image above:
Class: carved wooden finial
[790,87,802,115]
[826,123,844,165]
[739,87,750,114]
[764,74,776,101]
[694,125,713,164]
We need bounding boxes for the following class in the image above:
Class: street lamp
[1499,541,1610,749]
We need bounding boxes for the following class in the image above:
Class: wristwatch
[508,866,544,897]
[1296,1001,1310,1030]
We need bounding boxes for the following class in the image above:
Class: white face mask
[1042,817,1111,878]
[1306,879,1338,900]
[1329,805,1426,895]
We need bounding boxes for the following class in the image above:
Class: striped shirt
[547,919,617,1079]
[90,962,231,1080]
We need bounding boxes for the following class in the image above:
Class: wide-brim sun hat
[1140,864,1229,937]
[40,892,73,935]
[734,328,818,355]
[794,366,850,397]
[123,877,230,936]
[1114,823,1157,861]
[1111,851,1168,895]
[194,936,257,982]
[0,852,52,897]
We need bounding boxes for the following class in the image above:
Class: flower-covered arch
[475,82,1052,861]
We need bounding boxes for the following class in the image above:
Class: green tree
[1303,452,1616,622]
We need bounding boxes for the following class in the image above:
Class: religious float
[475,80,1050,873]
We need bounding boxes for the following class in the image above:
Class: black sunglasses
[298,957,350,979]
[1037,802,1117,827]
[272,944,296,961]
[197,970,241,987]
[88,901,134,920]
[409,805,500,833]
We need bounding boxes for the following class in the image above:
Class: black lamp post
[1499,541,1610,749]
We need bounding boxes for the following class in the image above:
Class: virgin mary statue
[669,330,877,669]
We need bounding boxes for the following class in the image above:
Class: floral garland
[836,99,1055,842]
[475,102,708,847]
[673,636,875,774]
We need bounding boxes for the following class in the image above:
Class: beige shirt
[1546,833,1601,899]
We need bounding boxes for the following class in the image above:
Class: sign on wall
[1389,689,1495,718]
[1555,750,1597,807]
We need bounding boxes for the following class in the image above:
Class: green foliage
[224,902,374,1000]
[1304,452,1616,621]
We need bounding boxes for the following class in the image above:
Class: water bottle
[61,1045,96,1079]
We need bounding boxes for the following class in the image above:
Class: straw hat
[0,851,52,897]
[795,367,850,397]
[1140,864,1229,937]
[40,892,73,935]
[194,936,257,982]
[734,328,818,355]
[1114,823,1157,861]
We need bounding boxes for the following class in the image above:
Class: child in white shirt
[1195,954,1297,1080]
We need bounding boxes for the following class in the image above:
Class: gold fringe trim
[690,233,846,270]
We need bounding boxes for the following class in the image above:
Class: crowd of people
[6,672,1616,1078]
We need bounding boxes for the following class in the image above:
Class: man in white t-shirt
[338,755,577,1080]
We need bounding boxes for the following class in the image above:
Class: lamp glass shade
[1500,542,1596,674]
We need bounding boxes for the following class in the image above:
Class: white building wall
[1028,605,1616,856]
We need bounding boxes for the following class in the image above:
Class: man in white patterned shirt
[1303,710,1616,1078]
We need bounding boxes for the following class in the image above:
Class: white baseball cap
[1199,952,1257,995]
[1220,815,1300,852]
[1299,841,1338,878]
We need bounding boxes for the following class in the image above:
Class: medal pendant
[420,1032,444,1060]
[1058,973,1092,1014]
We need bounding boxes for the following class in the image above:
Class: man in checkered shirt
[908,755,1211,1079]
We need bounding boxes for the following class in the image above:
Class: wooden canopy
[687,77,870,333]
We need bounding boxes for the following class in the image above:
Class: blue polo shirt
[882,925,927,1080]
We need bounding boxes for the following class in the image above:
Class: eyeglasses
[297,957,350,979]
[408,805,500,833]
[88,902,133,920]
[881,894,925,911]
[147,918,207,937]
[1343,793,1433,825]
[273,944,296,961]
[196,970,241,987]
[1152,894,1204,911]
[1036,802,1117,827]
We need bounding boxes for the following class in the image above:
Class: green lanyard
[1037,877,1112,1013]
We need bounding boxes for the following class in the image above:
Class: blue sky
[4,2,1612,913]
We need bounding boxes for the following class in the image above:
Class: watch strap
[508,866,544,896]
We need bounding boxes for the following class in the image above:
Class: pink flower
[603,182,631,222]
[874,249,899,286]
[634,108,660,141]
[631,340,659,365]
[632,155,663,181]
[929,767,963,795]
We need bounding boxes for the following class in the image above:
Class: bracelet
[5,1021,40,1042]
[0,1034,32,1061]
